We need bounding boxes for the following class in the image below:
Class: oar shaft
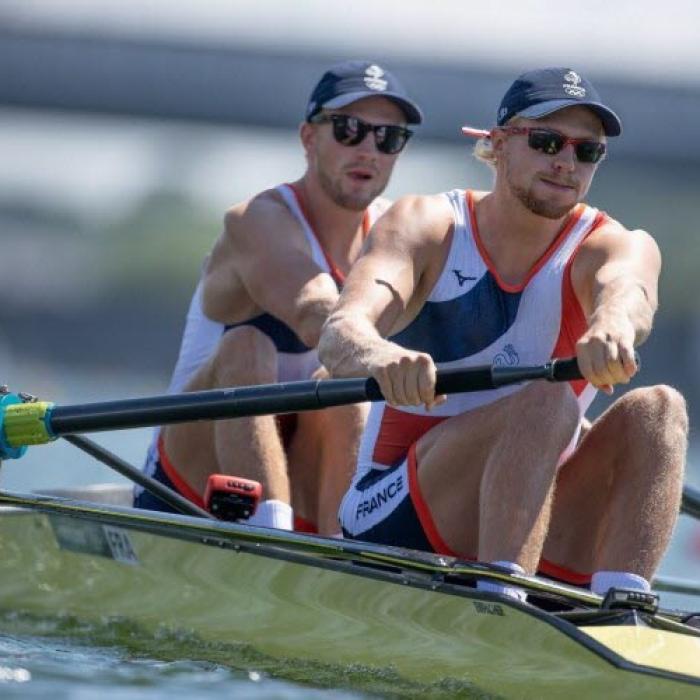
[51,380,330,434]
[40,356,583,438]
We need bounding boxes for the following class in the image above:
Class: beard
[317,162,387,211]
[504,158,580,220]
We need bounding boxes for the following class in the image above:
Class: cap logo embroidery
[563,70,585,98]
[364,64,388,92]
[499,107,509,120]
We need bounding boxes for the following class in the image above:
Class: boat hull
[0,502,698,698]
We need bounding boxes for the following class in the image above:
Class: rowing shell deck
[0,488,698,698]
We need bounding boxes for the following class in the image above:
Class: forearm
[318,312,395,378]
[588,274,656,346]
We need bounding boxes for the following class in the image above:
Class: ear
[490,129,507,156]
[299,121,315,157]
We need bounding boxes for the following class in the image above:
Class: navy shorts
[339,446,439,552]
[132,458,183,514]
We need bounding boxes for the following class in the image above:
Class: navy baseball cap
[496,67,622,136]
[305,60,423,125]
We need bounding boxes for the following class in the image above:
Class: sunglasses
[311,113,413,155]
[500,126,607,164]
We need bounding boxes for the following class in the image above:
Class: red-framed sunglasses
[498,126,607,164]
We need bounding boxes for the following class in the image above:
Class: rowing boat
[1,359,699,697]
[0,485,698,698]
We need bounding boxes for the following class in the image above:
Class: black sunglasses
[500,126,606,164]
[311,113,413,155]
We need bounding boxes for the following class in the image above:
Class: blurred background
[1,0,699,582]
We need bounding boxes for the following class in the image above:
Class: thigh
[161,359,218,487]
[415,381,579,558]
[286,409,324,520]
[288,402,370,533]
[542,406,624,572]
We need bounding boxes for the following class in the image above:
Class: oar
[1,356,582,445]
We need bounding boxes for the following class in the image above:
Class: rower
[134,60,423,535]
[319,67,689,599]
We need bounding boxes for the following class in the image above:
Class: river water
[0,362,698,698]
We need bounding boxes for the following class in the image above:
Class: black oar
[3,356,582,441]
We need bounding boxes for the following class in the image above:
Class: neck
[474,185,575,285]
[293,174,367,250]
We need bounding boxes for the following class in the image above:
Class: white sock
[591,570,651,595]
[246,500,293,530]
[477,561,528,602]
[329,532,344,539]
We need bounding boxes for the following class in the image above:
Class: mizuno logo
[453,270,476,287]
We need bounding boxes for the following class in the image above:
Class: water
[1,362,699,698]
[0,629,368,699]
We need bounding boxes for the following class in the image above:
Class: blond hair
[473,135,497,171]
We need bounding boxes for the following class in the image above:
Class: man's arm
[571,222,661,392]
[202,191,339,348]
[319,194,451,407]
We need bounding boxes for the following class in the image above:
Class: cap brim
[322,91,423,124]
[517,99,622,136]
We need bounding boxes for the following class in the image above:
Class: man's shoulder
[224,187,292,231]
[221,188,309,257]
[574,213,660,274]
[372,193,454,249]
[389,192,453,215]
[391,192,454,229]
[584,214,657,250]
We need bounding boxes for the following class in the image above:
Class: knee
[211,326,278,385]
[613,386,688,481]
[620,385,688,438]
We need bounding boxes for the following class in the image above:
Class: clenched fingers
[373,352,438,408]
[576,333,638,392]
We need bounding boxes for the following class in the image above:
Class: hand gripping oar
[0,356,583,448]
